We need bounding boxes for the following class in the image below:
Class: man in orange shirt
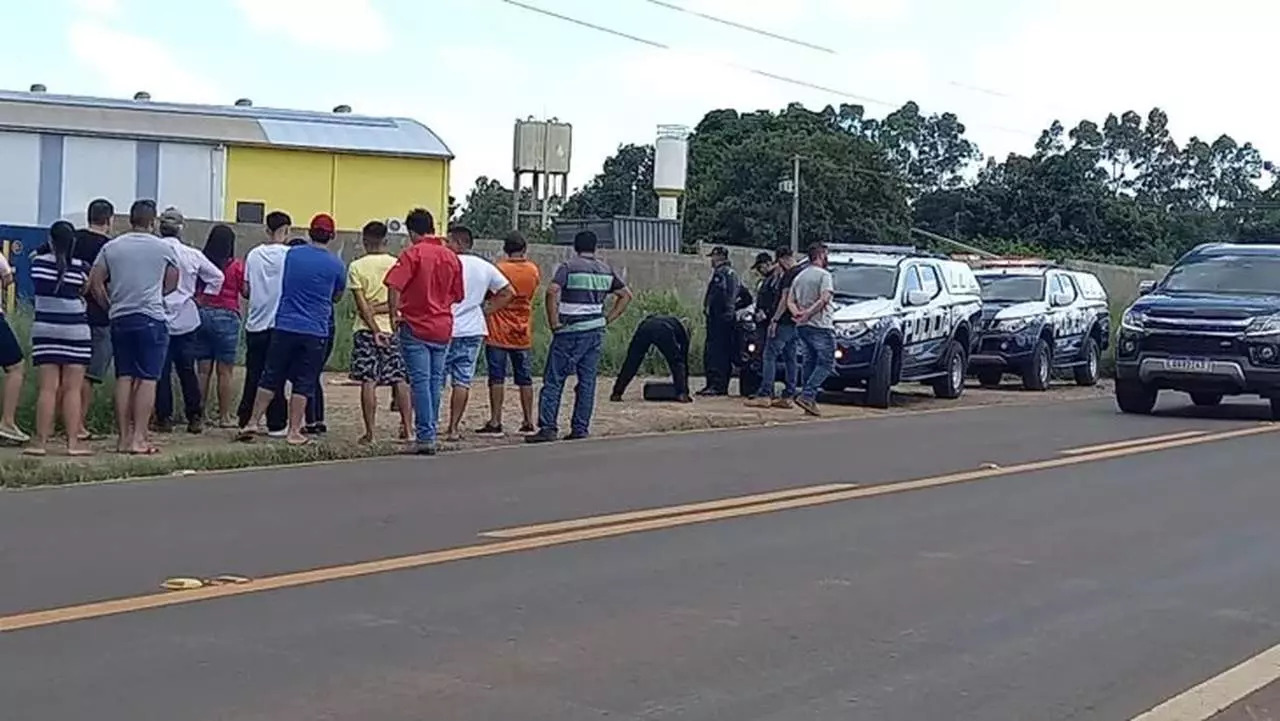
[476,231,541,435]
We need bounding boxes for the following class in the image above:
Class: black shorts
[0,314,22,369]
[258,329,325,399]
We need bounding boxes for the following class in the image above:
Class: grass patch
[0,439,401,488]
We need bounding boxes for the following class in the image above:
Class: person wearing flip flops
[25,222,94,456]
[0,249,29,445]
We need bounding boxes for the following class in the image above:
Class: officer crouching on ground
[698,246,740,396]
[610,314,691,403]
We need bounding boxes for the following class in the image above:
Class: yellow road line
[1060,430,1210,456]
[1129,643,1280,720]
[1,423,1273,634]
[479,483,859,538]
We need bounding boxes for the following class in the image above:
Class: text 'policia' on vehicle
[969,259,1110,391]
[813,244,983,408]
[1115,242,1280,418]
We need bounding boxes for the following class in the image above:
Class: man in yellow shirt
[347,221,412,442]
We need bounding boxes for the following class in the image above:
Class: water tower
[512,117,573,230]
[653,124,690,220]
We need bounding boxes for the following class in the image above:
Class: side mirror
[1050,291,1072,307]
[905,289,932,307]
[1137,280,1156,296]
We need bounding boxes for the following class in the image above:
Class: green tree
[456,176,513,238]
[560,144,656,218]
[872,101,981,197]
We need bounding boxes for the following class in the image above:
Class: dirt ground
[0,370,1112,465]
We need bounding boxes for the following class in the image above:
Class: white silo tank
[653,124,690,220]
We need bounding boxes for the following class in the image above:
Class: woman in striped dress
[25,221,93,456]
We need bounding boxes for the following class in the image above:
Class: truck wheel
[976,368,1003,388]
[1073,337,1101,386]
[866,345,895,409]
[1021,338,1052,391]
[1115,379,1158,415]
[931,340,967,400]
[1190,392,1222,407]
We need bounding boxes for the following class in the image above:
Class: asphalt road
[4,393,1280,720]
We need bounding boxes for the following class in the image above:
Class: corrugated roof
[0,89,452,159]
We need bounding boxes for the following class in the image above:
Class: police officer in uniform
[699,246,740,396]
[610,314,691,402]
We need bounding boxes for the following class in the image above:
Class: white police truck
[826,244,983,408]
[969,260,1110,390]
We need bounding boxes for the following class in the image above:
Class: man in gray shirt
[787,242,836,416]
[88,199,179,455]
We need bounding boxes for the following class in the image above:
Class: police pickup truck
[1115,242,1280,418]
[969,261,1110,390]
[825,244,983,408]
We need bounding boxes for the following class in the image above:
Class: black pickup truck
[1114,242,1280,418]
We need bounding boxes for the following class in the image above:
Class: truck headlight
[1121,309,1147,332]
[1246,314,1280,337]
[994,316,1034,334]
[835,320,869,339]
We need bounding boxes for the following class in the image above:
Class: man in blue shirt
[238,214,346,445]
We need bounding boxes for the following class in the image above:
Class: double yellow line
[0,424,1273,634]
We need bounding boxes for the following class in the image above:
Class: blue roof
[0,89,452,159]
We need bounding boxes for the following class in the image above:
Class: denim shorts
[192,307,241,364]
[259,329,325,399]
[445,335,484,388]
[111,313,169,381]
[485,345,533,387]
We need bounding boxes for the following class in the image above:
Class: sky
[2,0,1278,205]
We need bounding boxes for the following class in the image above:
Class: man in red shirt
[384,208,463,455]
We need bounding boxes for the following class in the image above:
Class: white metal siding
[62,136,136,221]
[0,131,40,225]
[159,142,219,221]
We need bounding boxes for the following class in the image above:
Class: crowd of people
[0,198,639,457]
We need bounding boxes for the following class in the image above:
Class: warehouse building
[0,86,453,231]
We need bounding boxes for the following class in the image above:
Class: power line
[501,0,1035,138]
[640,0,837,55]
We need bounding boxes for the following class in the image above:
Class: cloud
[232,0,389,52]
[66,23,222,103]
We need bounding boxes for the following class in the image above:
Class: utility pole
[790,154,801,253]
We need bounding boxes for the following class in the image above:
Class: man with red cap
[238,213,346,445]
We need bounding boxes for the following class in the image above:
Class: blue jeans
[398,327,448,444]
[755,323,799,398]
[797,326,835,402]
[538,329,604,436]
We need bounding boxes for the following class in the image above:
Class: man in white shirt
[237,210,291,434]
[154,208,224,434]
[443,225,513,441]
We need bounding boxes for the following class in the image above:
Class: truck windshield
[829,264,898,300]
[1163,255,1280,294]
[977,276,1044,303]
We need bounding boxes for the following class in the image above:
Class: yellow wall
[224,146,449,231]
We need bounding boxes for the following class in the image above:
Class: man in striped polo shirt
[526,230,632,443]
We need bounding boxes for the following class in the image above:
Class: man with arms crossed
[442,225,513,441]
[238,211,291,436]
[238,214,345,445]
[384,208,464,456]
[526,230,632,444]
[88,200,180,454]
[347,220,412,443]
[787,242,836,417]
[477,231,541,435]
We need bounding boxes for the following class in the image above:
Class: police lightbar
[826,243,919,256]
[971,257,1058,268]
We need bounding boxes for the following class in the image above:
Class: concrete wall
[151,218,1166,314]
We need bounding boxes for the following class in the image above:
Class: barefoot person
[347,220,412,443]
[0,250,29,445]
[25,222,93,456]
[88,200,180,455]
[238,215,345,445]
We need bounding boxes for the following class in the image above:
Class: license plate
[1165,357,1213,372]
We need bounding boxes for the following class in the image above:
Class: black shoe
[152,420,174,434]
[696,388,726,397]
[609,393,623,402]
[518,423,536,434]
[564,431,590,441]
[475,422,504,435]
[525,428,559,444]
[186,419,204,434]
[414,442,438,456]
[303,423,327,436]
